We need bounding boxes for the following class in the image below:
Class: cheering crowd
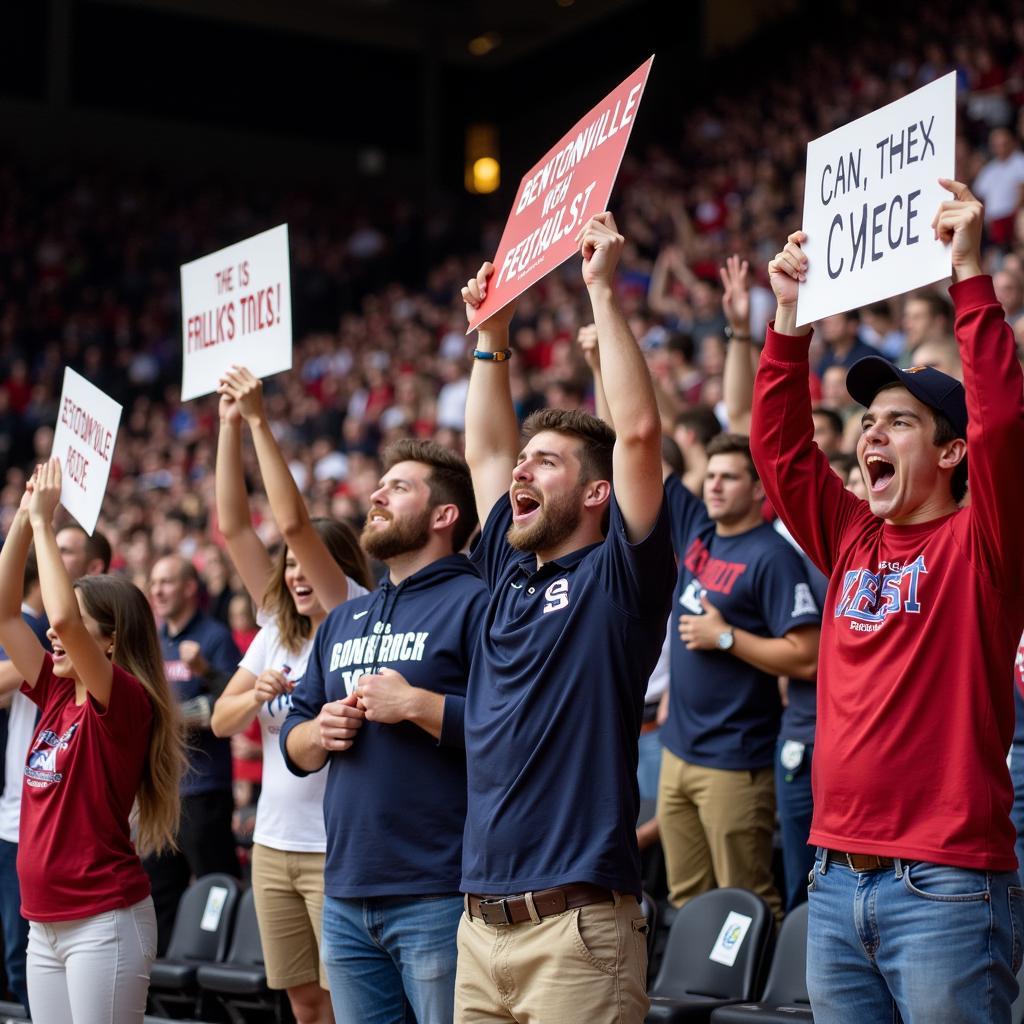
[3,4,1024,1023]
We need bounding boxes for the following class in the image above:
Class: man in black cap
[750,179,1024,1024]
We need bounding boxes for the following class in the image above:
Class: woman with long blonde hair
[212,366,373,1024]
[0,459,185,1023]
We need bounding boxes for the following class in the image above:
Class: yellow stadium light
[465,124,500,195]
[472,157,500,194]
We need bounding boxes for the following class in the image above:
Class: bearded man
[457,213,675,1024]
[281,439,488,1024]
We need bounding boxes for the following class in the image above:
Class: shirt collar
[513,538,603,582]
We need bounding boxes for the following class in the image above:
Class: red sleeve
[750,324,870,577]
[21,652,54,708]
[953,276,1024,592]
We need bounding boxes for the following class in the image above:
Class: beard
[361,507,433,561]
[506,484,584,554]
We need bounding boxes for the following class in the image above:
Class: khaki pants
[657,748,782,920]
[455,893,649,1023]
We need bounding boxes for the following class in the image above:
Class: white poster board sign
[51,368,122,535]
[180,224,292,401]
[797,72,956,326]
[708,911,753,968]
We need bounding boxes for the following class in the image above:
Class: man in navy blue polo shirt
[146,553,241,953]
[658,434,820,922]
[282,440,488,1024]
[458,212,675,1023]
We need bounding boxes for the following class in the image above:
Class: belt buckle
[479,897,513,926]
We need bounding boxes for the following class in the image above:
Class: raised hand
[768,231,808,309]
[462,262,517,335]
[932,178,983,282]
[218,366,266,425]
[577,323,600,372]
[218,391,241,426]
[577,212,624,291]
[720,254,751,332]
[28,459,62,524]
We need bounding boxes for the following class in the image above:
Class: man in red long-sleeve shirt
[751,179,1024,1024]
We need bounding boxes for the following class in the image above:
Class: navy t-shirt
[662,475,821,770]
[462,492,675,899]
[281,555,486,898]
[160,611,240,796]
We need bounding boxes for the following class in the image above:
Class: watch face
[717,630,734,651]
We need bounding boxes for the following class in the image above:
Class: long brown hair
[74,574,185,858]
[262,518,374,655]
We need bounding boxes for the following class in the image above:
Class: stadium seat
[148,873,242,1019]
[197,887,289,1023]
[646,888,775,1023]
[709,902,812,1023]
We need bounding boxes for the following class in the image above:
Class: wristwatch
[716,629,735,651]
[724,326,751,341]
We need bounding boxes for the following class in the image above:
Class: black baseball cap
[846,356,967,438]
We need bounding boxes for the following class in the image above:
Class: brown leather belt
[827,849,897,872]
[466,883,613,926]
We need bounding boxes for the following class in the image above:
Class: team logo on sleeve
[24,724,79,788]
[543,579,570,614]
[791,583,818,617]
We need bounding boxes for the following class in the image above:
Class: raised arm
[462,265,520,527]
[0,482,44,690]
[933,178,1024,588]
[750,232,864,575]
[577,323,611,424]
[30,460,113,708]
[219,366,350,611]
[216,391,273,607]
[579,213,663,541]
[720,255,756,434]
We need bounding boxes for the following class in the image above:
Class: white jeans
[27,897,157,1024]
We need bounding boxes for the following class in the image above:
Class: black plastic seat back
[759,902,808,1004]
[165,873,242,964]
[650,888,775,1004]
[224,887,263,966]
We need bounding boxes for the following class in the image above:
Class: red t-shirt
[751,276,1024,871]
[18,653,154,920]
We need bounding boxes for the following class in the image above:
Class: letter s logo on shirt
[543,579,569,614]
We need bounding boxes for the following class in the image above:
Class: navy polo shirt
[462,491,675,899]
[160,610,240,796]
[281,554,487,898]
[662,474,821,770]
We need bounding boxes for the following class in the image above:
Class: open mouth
[292,585,313,600]
[51,643,67,659]
[366,509,391,526]
[512,488,542,523]
[865,454,895,493]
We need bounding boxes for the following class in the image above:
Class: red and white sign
[51,368,122,535]
[180,224,292,401]
[467,56,654,333]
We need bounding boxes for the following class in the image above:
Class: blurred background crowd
[3,0,1024,809]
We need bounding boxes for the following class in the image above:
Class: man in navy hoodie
[458,214,675,1023]
[282,439,487,1024]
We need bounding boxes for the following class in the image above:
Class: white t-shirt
[974,152,1024,221]
[242,577,369,852]
[0,691,38,844]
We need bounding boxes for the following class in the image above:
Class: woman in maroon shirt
[0,459,185,1024]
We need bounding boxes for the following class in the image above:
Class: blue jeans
[322,893,462,1024]
[637,727,662,802]
[806,850,1024,1023]
[0,839,29,1010]
[774,738,815,913]
[1010,742,1024,885]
